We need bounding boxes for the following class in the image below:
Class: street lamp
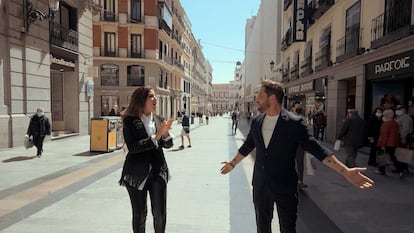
[24,0,60,32]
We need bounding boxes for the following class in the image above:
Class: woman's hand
[157,118,174,139]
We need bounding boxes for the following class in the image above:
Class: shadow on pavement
[72,151,105,157]
[2,156,37,163]
[297,189,344,233]
[168,148,185,152]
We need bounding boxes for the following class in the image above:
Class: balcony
[50,22,78,53]
[100,47,118,57]
[336,27,364,62]
[128,49,143,58]
[290,64,299,81]
[128,14,144,24]
[282,67,290,83]
[371,5,414,49]
[315,46,331,71]
[284,0,292,11]
[300,57,313,77]
[281,28,293,51]
[174,60,184,71]
[312,0,334,21]
[160,55,172,65]
[101,10,119,22]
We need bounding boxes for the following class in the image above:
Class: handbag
[305,152,316,175]
[395,147,414,164]
[24,136,33,149]
[376,149,392,167]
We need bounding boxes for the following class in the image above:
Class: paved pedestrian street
[1,115,414,233]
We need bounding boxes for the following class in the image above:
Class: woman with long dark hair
[119,87,173,233]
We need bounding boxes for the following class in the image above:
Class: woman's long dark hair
[123,86,152,118]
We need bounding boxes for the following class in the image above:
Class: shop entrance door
[51,71,64,132]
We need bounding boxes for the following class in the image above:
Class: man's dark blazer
[238,108,332,194]
[119,114,173,188]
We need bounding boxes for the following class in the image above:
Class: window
[293,51,299,65]
[159,69,168,89]
[130,34,142,58]
[304,41,312,58]
[101,64,119,86]
[127,65,145,86]
[130,0,142,23]
[101,95,119,116]
[159,69,164,87]
[104,32,116,56]
[319,28,331,48]
[345,1,361,53]
[104,0,116,21]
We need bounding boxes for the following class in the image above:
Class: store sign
[50,55,75,68]
[288,81,314,94]
[293,0,307,42]
[366,50,414,79]
[375,57,410,74]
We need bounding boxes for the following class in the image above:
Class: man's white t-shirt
[262,114,279,148]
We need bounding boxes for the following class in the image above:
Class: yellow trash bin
[90,116,120,152]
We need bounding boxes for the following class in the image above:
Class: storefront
[285,79,326,118]
[365,50,414,118]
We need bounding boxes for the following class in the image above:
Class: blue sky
[180,0,260,84]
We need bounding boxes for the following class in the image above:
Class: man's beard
[257,100,269,112]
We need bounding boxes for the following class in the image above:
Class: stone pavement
[0,115,413,233]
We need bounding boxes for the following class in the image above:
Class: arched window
[101,64,119,86]
[127,65,145,86]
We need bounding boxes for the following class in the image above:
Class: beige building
[92,0,210,119]
[242,0,283,115]
[0,0,96,148]
[212,83,230,113]
[282,0,414,141]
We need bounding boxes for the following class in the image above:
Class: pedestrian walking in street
[367,108,383,166]
[395,105,412,175]
[337,109,367,168]
[376,109,400,176]
[231,110,239,135]
[179,111,192,149]
[205,111,210,125]
[290,101,307,189]
[311,105,326,140]
[26,108,51,158]
[118,87,174,233]
[220,80,374,233]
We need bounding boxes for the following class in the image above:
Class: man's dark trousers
[33,135,45,156]
[253,186,298,233]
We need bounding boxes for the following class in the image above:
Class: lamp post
[24,0,60,32]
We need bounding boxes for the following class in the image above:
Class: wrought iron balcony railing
[371,4,413,49]
[50,22,78,52]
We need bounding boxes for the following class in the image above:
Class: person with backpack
[179,111,192,149]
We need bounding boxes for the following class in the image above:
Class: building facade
[212,83,230,114]
[281,0,414,142]
[242,0,283,116]
[0,0,96,148]
[92,0,210,119]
